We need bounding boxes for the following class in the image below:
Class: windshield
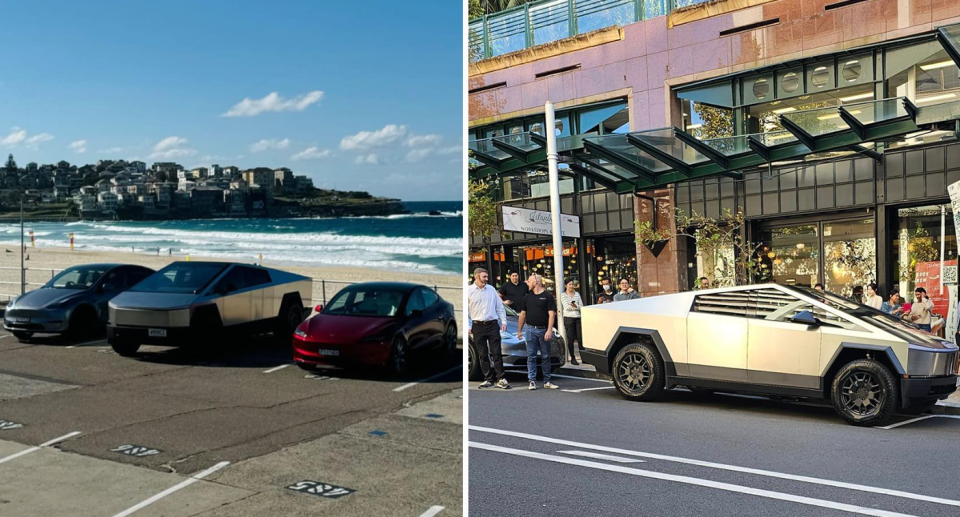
[130,263,228,294]
[323,288,406,317]
[45,266,109,290]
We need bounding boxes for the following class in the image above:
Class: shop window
[682,100,734,140]
[822,219,876,296]
[887,44,960,106]
[585,236,637,304]
[893,205,958,302]
[744,85,873,134]
[578,103,629,135]
[759,225,819,287]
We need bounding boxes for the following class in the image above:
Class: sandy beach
[0,246,464,322]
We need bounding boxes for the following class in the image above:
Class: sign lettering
[501,205,580,238]
[286,480,355,499]
[111,444,162,457]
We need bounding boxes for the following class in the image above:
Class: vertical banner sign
[946,180,960,342]
[914,260,956,317]
[69,233,74,251]
[29,230,35,247]
[501,205,581,238]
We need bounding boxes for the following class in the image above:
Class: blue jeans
[524,327,551,382]
[918,323,931,332]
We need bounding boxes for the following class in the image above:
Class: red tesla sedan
[292,282,458,375]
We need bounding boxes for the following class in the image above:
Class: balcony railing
[469,0,713,62]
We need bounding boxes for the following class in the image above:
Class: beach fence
[0,268,465,333]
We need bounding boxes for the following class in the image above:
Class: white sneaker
[528,381,537,390]
[543,382,559,389]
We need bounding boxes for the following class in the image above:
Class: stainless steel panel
[747,319,821,388]
[908,348,959,377]
[687,312,748,382]
[111,307,190,328]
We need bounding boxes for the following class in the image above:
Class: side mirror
[791,310,819,326]
[315,304,323,313]
[100,283,116,293]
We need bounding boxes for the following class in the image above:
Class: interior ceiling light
[838,92,874,102]
[686,123,703,130]
[915,93,958,104]
[817,110,861,121]
[773,107,797,114]
[919,60,955,71]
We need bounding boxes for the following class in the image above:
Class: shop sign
[948,181,960,342]
[502,205,580,238]
[914,260,956,317]
[469,251,486,262]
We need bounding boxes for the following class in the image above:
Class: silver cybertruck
[581,284,958,426]
[107,261,312,356]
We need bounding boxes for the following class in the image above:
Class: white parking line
[0,431,81,465]
[879,414,960,430]
[393,365,463,392]
[0,335,12,339]
[468,425,960,509]
[65,340,107,349]
[262,364,292,374]
[110,461,230,517]
[470,442,913,517]
[418,505,445,517]
[561,386,616,393]
[557,450,646,463]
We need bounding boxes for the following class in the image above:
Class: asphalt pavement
[468,371,960,517]
[0,329,462,517]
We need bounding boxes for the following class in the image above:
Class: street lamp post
[545,101,566,343]
[19,189,24,295]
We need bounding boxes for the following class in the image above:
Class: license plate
[317,349,339,356]
[148,329,167,337]
[15,317,29,323]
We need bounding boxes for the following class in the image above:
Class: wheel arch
[190,303,223,326]
[821,343,903,399]
[278,291,304,317]
[604,327,676,377]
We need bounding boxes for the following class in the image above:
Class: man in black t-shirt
[517,274,558,390]
[499,271,528,309]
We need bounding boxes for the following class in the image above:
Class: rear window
[131,263,227,294]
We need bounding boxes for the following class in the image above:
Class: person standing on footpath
[697,277,710,290]
[517,274,559,390]
[907,287,934,332]
[613,278,640,301]
[467,268,510,389]
[560,279,583,365]
[499,270,528,310]
[864,282,883,310]
[596,277,615,304]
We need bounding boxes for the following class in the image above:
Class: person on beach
[498,270,528,309]
[596,277,614,304]
[613,278,640,302]
[467,267,510,389]
[560,278,583,365]
[517,273,558,390]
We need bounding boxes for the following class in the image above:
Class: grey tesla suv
[468,305,566,381]
[3,263,155,341]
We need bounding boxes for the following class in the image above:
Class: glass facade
[893,205,958,297]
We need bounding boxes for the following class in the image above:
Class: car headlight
[7,296,16,308]
[294,328,308,339]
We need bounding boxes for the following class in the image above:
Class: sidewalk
[557,352,960,416]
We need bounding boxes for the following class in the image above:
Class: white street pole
[940,205,946,293]
[545,101,566,343]
[20,194,24,295]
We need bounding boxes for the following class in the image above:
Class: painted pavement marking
[879,414,960,430]
[110,461,230,517]
[556,450,646,463]
[393,364,462,392]
[66,339,108,349]
[0,431,81,465]
[111,444,162,458]
[419,505,445,517]
[561,386,617,393]
[263,364,292,374]
[285,480,355,499]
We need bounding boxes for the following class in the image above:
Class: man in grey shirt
[613,278,640,302]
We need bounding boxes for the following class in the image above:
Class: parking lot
[0,330,462,517]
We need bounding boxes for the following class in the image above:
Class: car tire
[830,359,898,427]
[68,306,98,341]
[112,340,140,357]
[443,322,458,356]
[387,336,408,376]
[468,343,483,381]
[191,307,224,351]
[612,342,665,402]
[275,302,305,345]
[12,331,32,341]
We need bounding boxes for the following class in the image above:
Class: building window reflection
[894,205,958,297]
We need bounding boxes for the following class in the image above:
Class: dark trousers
[564,317,582,358]
[472,320,504,382]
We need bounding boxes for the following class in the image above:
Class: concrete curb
[557,367,960,415]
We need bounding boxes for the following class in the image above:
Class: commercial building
[469,0,960,312]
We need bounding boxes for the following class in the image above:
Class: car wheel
[12,331,32,341]
[388,336,408,376]
[69,306,98,340]
[468,343,483,381]
[112,340,140,357]
[830,359,898,427]
[612,342,665,402]
[444,322,458,356]
[275,302,304,345]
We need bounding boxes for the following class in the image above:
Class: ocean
[0,201,463,275]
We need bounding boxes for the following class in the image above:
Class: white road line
[0,334,12,339]
[469,442,913,517]
[879,414,960,430]
[65,340,107,349]
[419,505,445,517]
[262,364,292,374]
[0,431,81,465]
[468,425,960,508]
[556,450,646,463]
[561,386,616,393]
[110,461,230,517]
[393,365,463,392]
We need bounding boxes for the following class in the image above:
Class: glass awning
[937,22,960,69]
[470,97,954,193]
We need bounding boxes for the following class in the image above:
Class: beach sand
[0,246,464,325]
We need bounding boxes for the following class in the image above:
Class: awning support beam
[626,134,691,176]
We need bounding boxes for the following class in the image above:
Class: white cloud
[291,147,332,161]
[26,133,53,145]
[99,147,124,154]
[437,145,462,155]
[222,90,324,117]
[69,139,87,154]
[405,134,443,147]
[354,153,380,165]
[0,128,26,146]
[405,148,434,162]
[250,138,291,153]
[340,124,407,150]
[149,136,196,159]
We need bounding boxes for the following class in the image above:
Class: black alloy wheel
[389,336,407,376]
[830,359,898,426]
[444,322,458,355]
[612,342,665,401]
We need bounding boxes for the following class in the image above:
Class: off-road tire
[830,358,898,427]
[112,340,140,357]
[275,301,305,345]
[612,342,665,402]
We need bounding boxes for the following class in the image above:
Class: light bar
[838,92,874,102]
[915,93,958,104]
[919,60,955,71]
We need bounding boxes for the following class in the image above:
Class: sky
[0,1,464,201]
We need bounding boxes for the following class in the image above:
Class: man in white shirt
[468,268,510,389]
[908,286,935,332]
